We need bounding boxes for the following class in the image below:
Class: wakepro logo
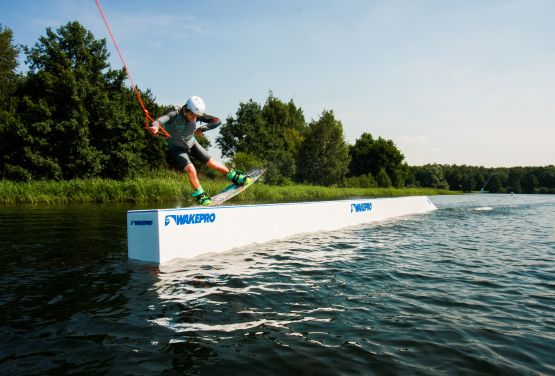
[131,220,153,226]
[165,213,216,226]
[350,202,372,213]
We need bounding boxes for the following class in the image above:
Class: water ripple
[1,196,555,374]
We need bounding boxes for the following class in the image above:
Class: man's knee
[184,164,196,174]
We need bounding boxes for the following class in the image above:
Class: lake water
[1,194,554,375]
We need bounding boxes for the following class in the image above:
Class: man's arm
[148,106,180,135]
[197,114,222,132]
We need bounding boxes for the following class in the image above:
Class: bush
[3,164,32,182]
[341,173,377,188]
[229,152,269,174]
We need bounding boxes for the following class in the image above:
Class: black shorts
[169,142,211,170]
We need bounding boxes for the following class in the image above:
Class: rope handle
[144,110,171,138]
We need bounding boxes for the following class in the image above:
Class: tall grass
[0,173,456,205]
[238,184,455,204]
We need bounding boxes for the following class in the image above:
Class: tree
[296,110,350,186]
[537,165,555,193]
[460,170,476,192]
[390,163,410,187]
[507,167,524,193]
[341,173,377,188]
[217,99,266,158]
[412,164,449,189]
[521,170,539,193]
[349,132,406,186]
[486,173,503,193]
[444,165,463,191]
[0,24,19,113]
[375,168,392,187]
[260,94,307,183]
[5,21,163,180]
[0,24,22,180]
[217,93,306,184]
[282,99,307,159]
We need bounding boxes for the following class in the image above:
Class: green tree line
[1,22,553,194]
[408,164,555,194]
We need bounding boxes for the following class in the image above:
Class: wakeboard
[196,168,266,207]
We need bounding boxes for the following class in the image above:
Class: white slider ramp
[127,196,437,264]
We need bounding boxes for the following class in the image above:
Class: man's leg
[184,163,201,190]
[206,158,229,174]
[185,163,211,205]
[205,159,251,186]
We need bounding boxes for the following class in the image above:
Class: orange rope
[95,0,170,138]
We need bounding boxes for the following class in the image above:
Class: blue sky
[1,0,554,167]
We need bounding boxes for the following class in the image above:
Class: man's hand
[148,121,160,135]
[194,125,208,137]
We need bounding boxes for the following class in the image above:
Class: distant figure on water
[148,96,251,205]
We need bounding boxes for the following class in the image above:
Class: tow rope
[95,0,170,138]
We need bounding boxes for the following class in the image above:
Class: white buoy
[127,196,437,263]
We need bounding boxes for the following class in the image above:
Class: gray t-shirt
[153,106,221,149]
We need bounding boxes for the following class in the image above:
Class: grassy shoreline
[0,177,457,205]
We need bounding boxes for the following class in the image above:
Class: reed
[0,176,456,205]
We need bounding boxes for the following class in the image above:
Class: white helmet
[185,96,205,116]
